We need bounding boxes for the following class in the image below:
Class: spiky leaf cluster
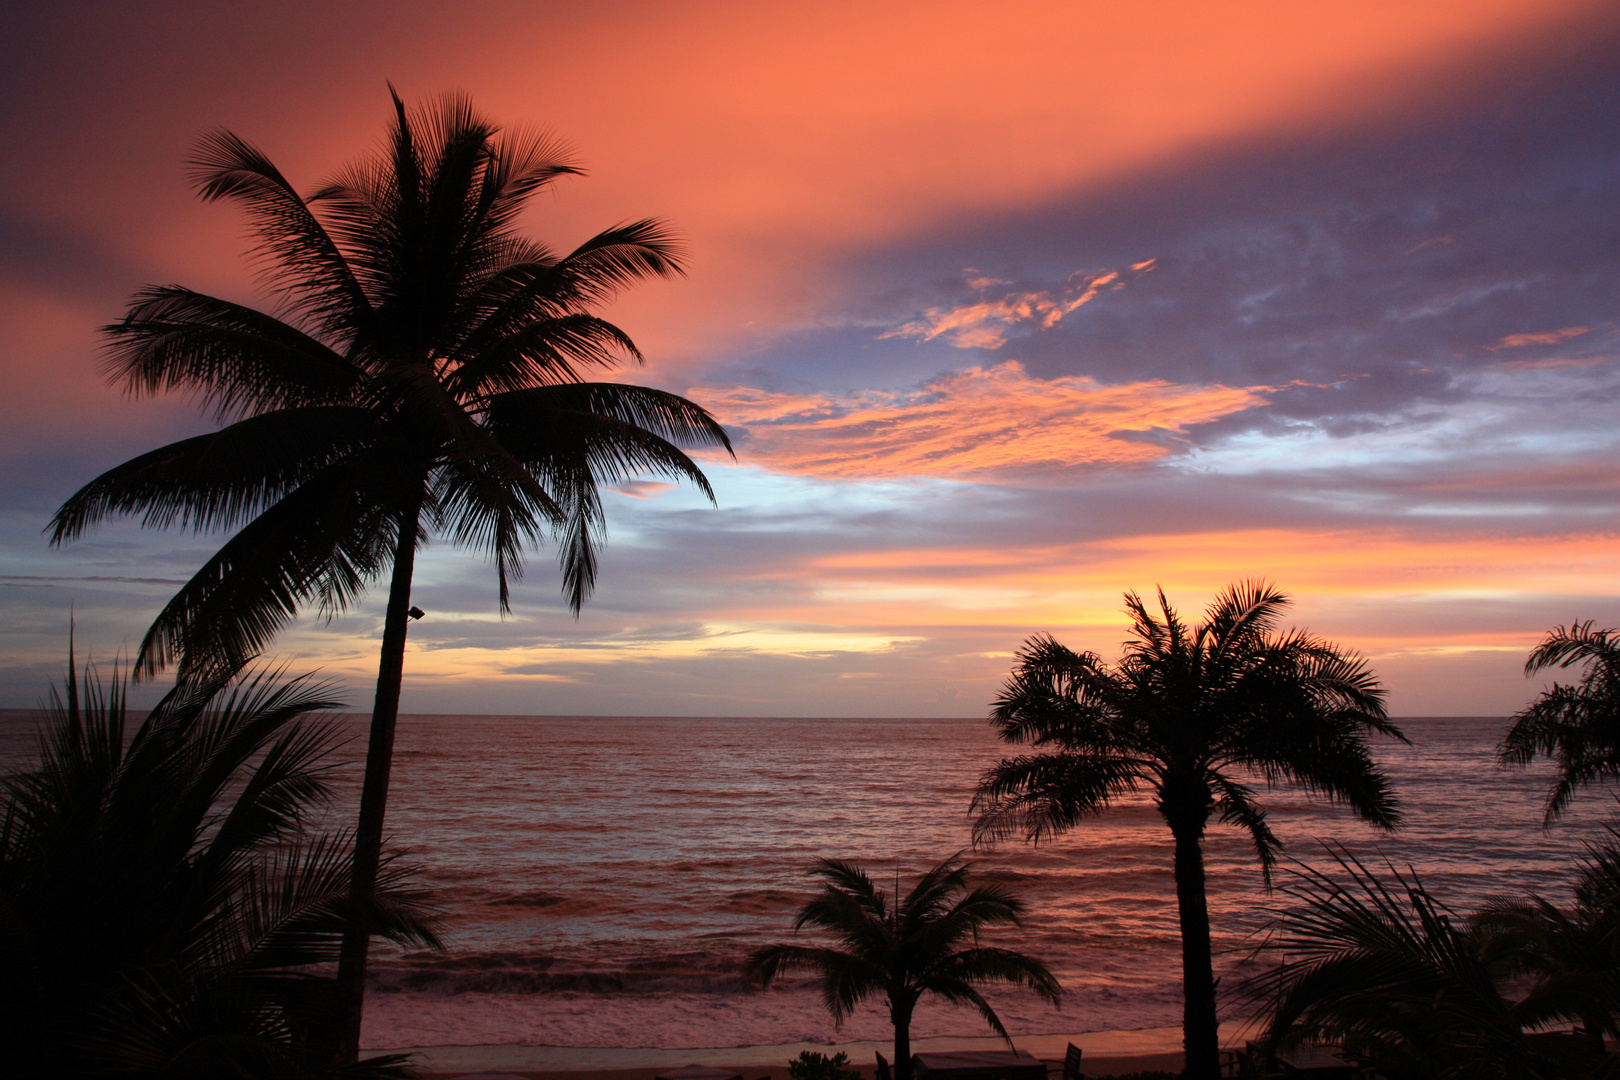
[0,649,440,1078]
[50,92,731,677]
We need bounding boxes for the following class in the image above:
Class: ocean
[0,712,1607,1051]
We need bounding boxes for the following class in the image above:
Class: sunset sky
[2,0,1617,716]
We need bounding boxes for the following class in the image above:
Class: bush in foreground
[0,650,440,1079]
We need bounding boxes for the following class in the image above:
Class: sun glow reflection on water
[352,716,1595,1015]
[0,712,1602,1044]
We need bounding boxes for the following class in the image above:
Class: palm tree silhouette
[1,645,438,1078]
[1474,833,1620,1062]
[747,856,1061,1080]
[48,91,731,1056]
[972,582,1405,1080]
[1237,850,1578,1080]
[1499,621,1620,822]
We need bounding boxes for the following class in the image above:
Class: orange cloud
[694,362,1267,480]
[1489,326,1590,349]
[881,266,1143,349]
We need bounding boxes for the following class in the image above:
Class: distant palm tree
[1240,849,1593,1080]
[1499,621,1620,822]
[0,645,439,1079]
[48,91,732,1056]
[972,582,1405,1080]
[746,855,1061,1080]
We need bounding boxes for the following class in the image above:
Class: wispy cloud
[1489,326,1590,350]
[879,262,1152,350]
[696,361,1267,481]
[611,480,677,499]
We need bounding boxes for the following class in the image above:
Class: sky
[1,0,1617,716]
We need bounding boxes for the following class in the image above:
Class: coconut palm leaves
[747,856,1060,1080]
[49,97,729,677]
[49,91,731,1056]
[0,649,439,1079]
[1239,850,1602,1080]
[1499,621,1620,822]
[973,582,1405,1080]
[1472,824,1620,1064]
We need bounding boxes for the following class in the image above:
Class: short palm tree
[48,91,732,1055]
[972,582,1405,1080]
[1240,850,1593,1080]
[1498,621,1620,822]
[0,644,439,1079]
[746,855,1061,1080]
[1473,824,1620,1058]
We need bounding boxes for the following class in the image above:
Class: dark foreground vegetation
[1232,840,1620,1080]
[1224,617,1620,1080]
[0,652,438,1079]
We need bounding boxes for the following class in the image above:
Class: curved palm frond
[552,218,689,300]
[971,751,1146,845]
[105,286,364,420]
[134,462,402,677]
[453,313,644,394]
[1238,848,1584,1080]
[747,943,883,1023]
[926,945,1063,1009]
[48,406,375,543]
[1500,622,1620,822]
[189,130,373,339]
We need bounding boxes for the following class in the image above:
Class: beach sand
[385,1026,1245,1078]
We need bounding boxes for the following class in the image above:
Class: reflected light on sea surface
[357,716,1605,1043]
[0,710,1603,1047]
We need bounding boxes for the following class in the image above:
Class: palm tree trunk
[1170,816,1220,1080]
[334,491,424,1064]
[890,994,916,1080]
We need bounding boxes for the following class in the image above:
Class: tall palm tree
[746,855,1061,1080]
[48,91,732,1055]
[971,582,1405,1080]
[1,644,439,1079]
[1498,621,1620,822]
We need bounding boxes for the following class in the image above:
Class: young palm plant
[1472,823,1620,1060]
[1238,849,1592,1080]
[0,646,439,1079]
[1499,621,1620,822]
[48,91,732,1054]
[972,582,1406,1080]
[746,856,1061,1080]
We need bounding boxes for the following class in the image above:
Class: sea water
[0,713,1605,1049]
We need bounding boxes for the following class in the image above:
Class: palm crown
[747,856,1060,1080]
[973,582,1405,1080]
[50,91,731,678]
